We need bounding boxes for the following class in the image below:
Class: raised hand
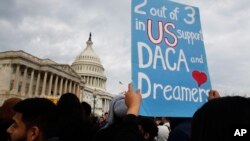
[125,83,142,116]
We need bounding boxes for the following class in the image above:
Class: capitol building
[0,33,113,116]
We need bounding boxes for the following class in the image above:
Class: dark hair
[138,117,158,141]
[57,93,87,141]
[191,96,250,141]
[169,117,191,131]
[57,93,82,116]
[81,101,92,117]
[13,98,57,140]
[0,97,21,123]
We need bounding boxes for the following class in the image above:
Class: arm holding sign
[125,83,142,116]
[117,84,157,141]
[114,83,144,141]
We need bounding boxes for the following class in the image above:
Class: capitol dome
[71,33,107,91]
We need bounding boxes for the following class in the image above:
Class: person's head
[57,93,82,116]
[98,116,105,123]
[161,117,169,123]
[191,96,250,141]
[104,112,108,120]
[7,98,57,141]
[138,117,158,141]
[107,95,128,126]
[154,117,163,125]
[57,93,86,141]
[0,97,22,123]
[81,101,92,117]
[168,117,191,131]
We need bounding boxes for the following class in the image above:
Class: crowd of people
[0,84,250,141]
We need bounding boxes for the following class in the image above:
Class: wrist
[127,107,140,116]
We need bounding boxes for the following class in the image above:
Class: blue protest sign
[131,0,212,117]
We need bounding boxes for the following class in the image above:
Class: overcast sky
[1,0,250,97]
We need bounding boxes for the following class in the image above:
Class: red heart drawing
[192,70,207,87]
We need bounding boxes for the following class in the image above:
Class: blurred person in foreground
[57,93,91,141]
[0,97,22,141]
[191,90,250,141]
[7,98,58,141]
[168,89,221,141]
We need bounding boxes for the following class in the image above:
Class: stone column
[100,79,102,88]
[76,83,79,95]
[72,82,76,94]
[102,98,106,112]
[105,99,108,112]
[100,79,102,87]
[59,77,63,96]
[35,72,41,96]
[96,78,98,87]
[107,99,110,111]
[77,84,80,98]
[64,79,68,93]
[69,80,72,92]
[41,72,48,96]
[105,99,107,112]
[95,77,98,87]
[53,75,58,96]
[28,69,34,97]
[21,67,28,96]
[48,73,54,95]
[106,99,109,112]
[75,83,78,94]
[95,78,98,87]
[13,64,20,95]
[98,78,100,87]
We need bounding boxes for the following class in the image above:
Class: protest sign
[132,0,212,117]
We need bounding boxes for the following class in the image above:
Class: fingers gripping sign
[125,83,142,116]
[208,89,220,101]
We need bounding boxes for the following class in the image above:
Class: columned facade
[0,51,83,105]
[0,34,113,116]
